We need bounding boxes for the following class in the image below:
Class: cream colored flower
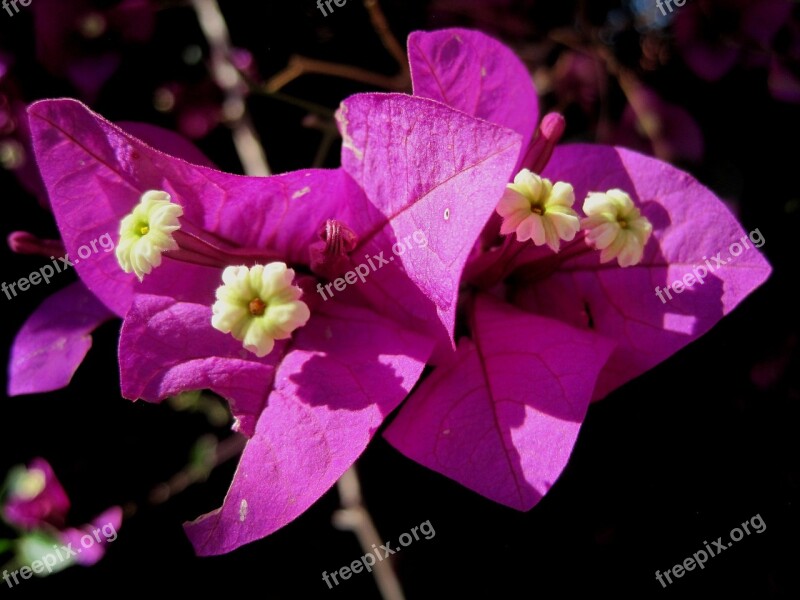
[581,189,653,267]
[10,468,46,500]
[497,169,580,252]
[211,263,310,358]
[116,190,183,280]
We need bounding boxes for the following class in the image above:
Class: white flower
[211,263,310,358]
[116,190,183,280]
[581,189,653,267]
[497,169,580,252]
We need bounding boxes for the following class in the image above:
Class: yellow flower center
[12,468,46,500]
[248,298,267,316]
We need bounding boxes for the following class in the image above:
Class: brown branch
[265,55,409,94]
[120,433,246,517]
[363,0,409,73]
[146,433,246,506]
[265,0,410,94]
[191,0,272,176]
[334,466,406,600]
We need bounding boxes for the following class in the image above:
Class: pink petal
[384,296,614,510]
[60,506,123,566]
[8,282,114,396]
[119,294,282,437]
[338,93,521,344]
[408,28,539,155]
[184,301,433,555]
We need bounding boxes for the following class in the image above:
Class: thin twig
[265,55,409,94]
[191,0,272,176]
[548,30,668,156]
[265,0,410,94]
[334,466,406,600]
[302,114,340,167]
[123,433,247,517]
[147,433,246,506]
[363,0,409,73]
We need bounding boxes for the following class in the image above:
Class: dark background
[1,0,798,597]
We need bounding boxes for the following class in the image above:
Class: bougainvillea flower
[7,123,214,397]
[674,0,793,82]
[384,28,771,511]
[0,59,47,203]
[14,507,122,572]
[58,506,122,566]
[28,92,520,553]
[32,0,155,101]
[2,461,122,573]
[608,83,705,164]
[767,16,800,103]
[2,459,70,530]
[497,169,580,252]
[3,68,113,396]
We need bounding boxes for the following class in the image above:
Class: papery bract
[2,458,70,530]
[59,505,123,566]
[8,283,114,396]
[3,461,122,570]
[385,27,771,510]
[523,144,772,398]
[338,93,522,344]
[385,296,614,510]
[408,28,538,162]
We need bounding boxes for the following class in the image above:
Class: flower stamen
[248,298,267,316]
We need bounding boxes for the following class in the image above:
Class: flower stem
[264,55,410,94]
[263,0,410,94]
[122,433,247,517]
[190,0,272,176]
[334,466,406,600]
